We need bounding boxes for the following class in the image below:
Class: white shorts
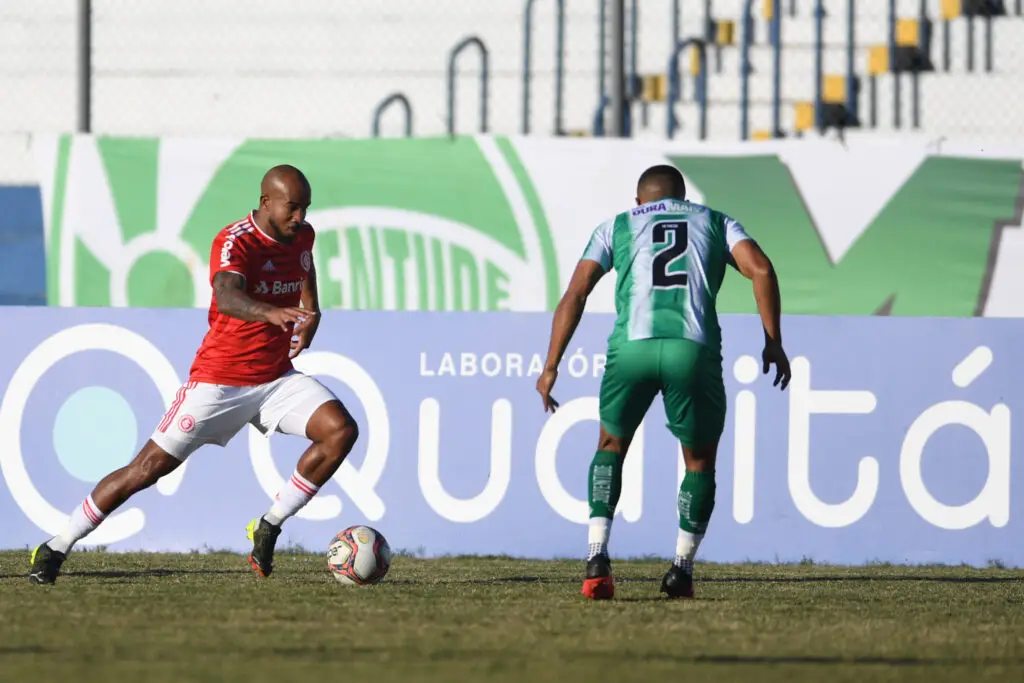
[150,370,339,461]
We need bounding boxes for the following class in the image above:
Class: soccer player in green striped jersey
[537,164,791,600]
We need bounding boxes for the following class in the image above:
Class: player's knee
[597,428,628,455]
[323,420,358,461]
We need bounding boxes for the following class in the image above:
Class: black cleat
[28,543,67,585]
[660,564,695,599]
[582,554,615,600]
[246,517,281,577]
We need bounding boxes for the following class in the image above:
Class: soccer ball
[327,525,392,585]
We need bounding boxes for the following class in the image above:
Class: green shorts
[599,338,726,448]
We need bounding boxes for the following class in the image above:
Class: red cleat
[582,575,615,600]
[582,555,615,600]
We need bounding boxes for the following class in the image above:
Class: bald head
[636,164,686,205]
[257,165,311,242]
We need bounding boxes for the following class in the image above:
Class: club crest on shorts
[300,250,311,272]
[178,415,196,433]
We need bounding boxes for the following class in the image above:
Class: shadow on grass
[0,646,51,655]
[405,575,1022,586]
[690,654,1024,667]
[0,568,249,581]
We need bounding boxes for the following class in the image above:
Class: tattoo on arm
[212,271,274,322]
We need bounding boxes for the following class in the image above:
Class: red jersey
[189,212,316,386]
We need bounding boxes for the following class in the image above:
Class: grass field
[1,550,1022,682]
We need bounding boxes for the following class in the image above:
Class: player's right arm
[211,272,306,331]
[210,228,306,331]
[725,215,791,390]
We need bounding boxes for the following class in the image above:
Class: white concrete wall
[1,0,1021,182]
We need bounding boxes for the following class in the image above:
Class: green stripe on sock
[678,470,716,534]
[588,450,623,519]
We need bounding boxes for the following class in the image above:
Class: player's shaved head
[257,165,311,242]
[636,164,686,205]
[261,164,310,198]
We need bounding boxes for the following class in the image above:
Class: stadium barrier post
[77,0,91,133]
[611,0,627,137]
[846,0,857,124]
[814,0,824,133]
[889,0,900,130]
[771,0,782,136]
[739,0,754,140]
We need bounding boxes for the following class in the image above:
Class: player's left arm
[537,259,606,412]
[291,246,322,359]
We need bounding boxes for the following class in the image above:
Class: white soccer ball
[327,525,392,585]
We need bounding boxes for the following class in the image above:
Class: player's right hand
[265,306,309,332]
[762,342,792,390]
[536,368,560,413]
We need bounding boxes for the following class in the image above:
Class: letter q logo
[0,324,186,545]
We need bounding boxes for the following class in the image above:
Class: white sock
[674,529,703,572]
[49,496,106,554]
[587,517,612,560]
[264,470,320,527]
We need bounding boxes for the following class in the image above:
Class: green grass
[1,551,1022,682]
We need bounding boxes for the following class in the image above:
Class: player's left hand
[289,311,320,359]
[536,368,560,413]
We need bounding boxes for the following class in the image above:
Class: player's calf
[28,442,181,584]
[249,402,358,577]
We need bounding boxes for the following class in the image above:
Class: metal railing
[446,36,489,136]
[371,93,413,138]
[667,39,708,140]
[522,0,566,135]
[62,1,1024,141]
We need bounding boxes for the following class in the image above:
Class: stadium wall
[0,308,1020,566]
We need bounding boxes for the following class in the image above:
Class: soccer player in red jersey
[29,165,358,584]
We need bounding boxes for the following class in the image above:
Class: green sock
[588,450,623,519]
[677,470,716,534]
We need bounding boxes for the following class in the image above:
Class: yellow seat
[762,0,775,21]
[823,75,847,105]
[794,102,815,132]
[868,45,890,75]
[751,129,773,141]
[640,74,667,103]
[689,45,704,77]
[941,0,962,20]
[896,18,920,47]
[716,20,736,46]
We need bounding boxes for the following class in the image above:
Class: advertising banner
[1,308,1020,566]
[34,134,1024,317]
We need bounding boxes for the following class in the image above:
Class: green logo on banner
[670,154,1024,317]
[46,136,561,312]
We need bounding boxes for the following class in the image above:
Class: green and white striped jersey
[581,197,753,350]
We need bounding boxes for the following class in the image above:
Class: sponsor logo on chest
[255,279,303,296]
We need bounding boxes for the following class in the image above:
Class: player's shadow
[0,646,52,655]
[701,575,1022,584]
[67,568,249,580]
[688,654,1024,667]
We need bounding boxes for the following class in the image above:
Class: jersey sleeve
[580,220,614,271]
[723,214,753,250]
[209,229,252,284]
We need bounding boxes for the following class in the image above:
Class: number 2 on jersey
[652,221,689,289]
